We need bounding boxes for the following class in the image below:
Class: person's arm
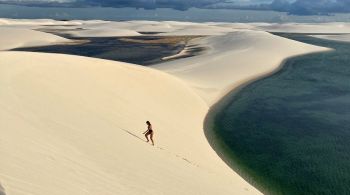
[143,130,149,134]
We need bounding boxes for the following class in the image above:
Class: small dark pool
[13,36,189,65]
[12,28,204,65]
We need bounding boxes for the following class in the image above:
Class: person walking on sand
[143,121,154,145]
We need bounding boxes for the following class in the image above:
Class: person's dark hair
[146,121,150,125]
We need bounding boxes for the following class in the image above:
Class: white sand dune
[0,19,335,195]
[312,34,350,42]
[153,30,330,105]
[158,25,235,36]
[0,27,70,50]
[61,21,237,37]
[67,21,142,37]
[0,18,81,26]
[255,22,350,33]
[0,52,261,195]
[0,19,239,37]
[113,21,182,33]
[70,28,141,37]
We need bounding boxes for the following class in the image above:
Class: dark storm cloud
[265,0,350,15]
[2,0,350,15]
[82,0,223,10]
[212,0,350,15]
[0,0,224,10]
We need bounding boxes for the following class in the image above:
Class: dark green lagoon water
[212,34,350,195]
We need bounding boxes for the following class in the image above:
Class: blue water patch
[212,34,350,195]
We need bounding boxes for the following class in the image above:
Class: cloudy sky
[1,0,350,17]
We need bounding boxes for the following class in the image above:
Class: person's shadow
[120,128,147,142]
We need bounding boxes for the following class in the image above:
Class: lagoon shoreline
[208,34,350,194]
[203,45,332,194]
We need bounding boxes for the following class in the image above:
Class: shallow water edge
[203,41,332,194]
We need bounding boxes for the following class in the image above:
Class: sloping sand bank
[153,30,330,105]
[0,52,260,195]
[0,27,70,51]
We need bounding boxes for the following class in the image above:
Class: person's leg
[145,132,150,142]
[150,133,154,145]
